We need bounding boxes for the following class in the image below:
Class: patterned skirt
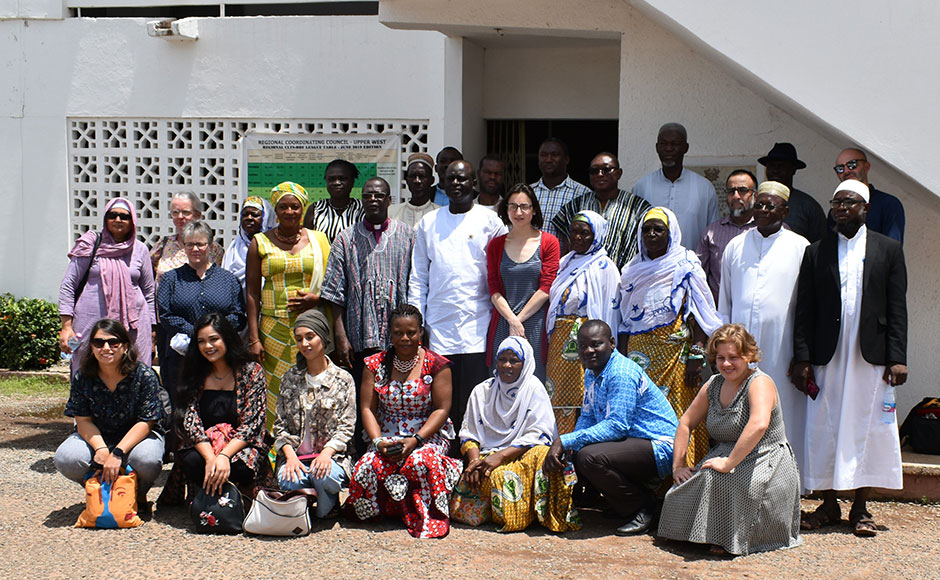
[626,315,709,467]
[347,441,463,539]
[450,445,581,533]
[545,316,587,435]
[260,313,297,430]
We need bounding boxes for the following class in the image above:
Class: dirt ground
[1,393,938,580]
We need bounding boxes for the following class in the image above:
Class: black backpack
[900,397,940,455]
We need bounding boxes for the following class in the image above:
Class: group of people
[52,122,907,555]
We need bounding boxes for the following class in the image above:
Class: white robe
[718,227,809,479]
[804,226,903,491]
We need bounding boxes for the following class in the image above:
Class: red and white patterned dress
[347,350,463,538]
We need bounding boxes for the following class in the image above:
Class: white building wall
[0,16,449,299]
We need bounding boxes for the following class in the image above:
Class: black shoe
[614,508,654,536]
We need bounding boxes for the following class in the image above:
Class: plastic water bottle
[881,381,896,424]
[61,334,82,361]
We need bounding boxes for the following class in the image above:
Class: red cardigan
[485,232,560,366]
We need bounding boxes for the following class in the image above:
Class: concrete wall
[0,15,448,299]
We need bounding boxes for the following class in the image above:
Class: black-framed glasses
[833,159,863,174]
[830,198,863,209]
[588,166,618,176]
[754,201,783,211]
[184,242,209,250]
[91,337,123,349]
[726,187,753,197]
[105,211,132,221]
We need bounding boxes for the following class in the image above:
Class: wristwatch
[412,433,426,448]
[112,447,126,460]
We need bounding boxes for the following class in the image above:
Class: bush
[0,293,60,370]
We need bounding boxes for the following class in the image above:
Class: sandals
[850,509,878,537]
[800,505,841,530]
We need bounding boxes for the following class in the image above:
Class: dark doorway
[487,119,619,187]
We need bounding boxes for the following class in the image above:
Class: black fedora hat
[758,142,807,170]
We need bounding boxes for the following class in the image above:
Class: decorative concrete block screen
[67,118,430,248]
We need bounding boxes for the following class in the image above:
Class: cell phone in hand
[806,378,820,400]
[386,442,404,455]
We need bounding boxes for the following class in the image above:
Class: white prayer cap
[833,179,870,202]
[757,181,790,201]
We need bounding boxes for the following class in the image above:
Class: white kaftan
[718,228,809,478]
[804,226,903,491]
[408,205,507,355]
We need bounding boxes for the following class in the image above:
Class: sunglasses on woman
[91,337,124,349]
[105,211,132,221]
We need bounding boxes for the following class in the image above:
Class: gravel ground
[2,393,939,580]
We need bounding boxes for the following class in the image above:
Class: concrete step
[872,448,940,502]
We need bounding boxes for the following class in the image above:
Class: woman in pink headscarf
[58,198,156,374]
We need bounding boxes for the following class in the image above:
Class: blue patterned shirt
[531,176,591,238]
[559,350,677,477]
[64,361,166,443]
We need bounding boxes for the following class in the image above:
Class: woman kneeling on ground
[347,304,463,538]
[54,318,165,511]
[657,324,801,556]
[452,336,581,532]
[273,309,356,519]
[174,313,269,499]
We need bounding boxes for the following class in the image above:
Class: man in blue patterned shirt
[545,319,678,536]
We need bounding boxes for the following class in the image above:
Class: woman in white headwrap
[618,206,722,467]
[222,196,276,288]
[451,336,581,532]
[545,210,621,434]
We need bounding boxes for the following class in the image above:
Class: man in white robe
[718,181,809,475]
[791,179,908,537]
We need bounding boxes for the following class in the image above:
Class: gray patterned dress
[657,369,802,555]
[492,246,548,381]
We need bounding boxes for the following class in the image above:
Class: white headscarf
[459,336,556,453]
[547,210,622,335]
[619,207,722,336]
[222,196,276,286]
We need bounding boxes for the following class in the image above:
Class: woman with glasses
[618,207,722,467]
[54,318,166,511]
[485,183,560,381]
[157,221,245,406]
[150,191,224,284]
[59,198,156,374]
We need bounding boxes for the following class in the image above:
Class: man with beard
[388,153,440,228]
[830,147,905,242]
[695,169,758,301]
[531,137,590,237]
[758,142,826,243]
[321,177,416,452]
[303,159,364,242]
[717,181,809,475]
[476,154,505,210]
[633,123,718,250]
[409,160,507,439]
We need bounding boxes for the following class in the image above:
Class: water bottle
[881,380,896,424]
[61,334,82,361]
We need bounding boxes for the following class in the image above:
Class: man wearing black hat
[758,143,827,243]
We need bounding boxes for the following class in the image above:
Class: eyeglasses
[361,192,389,201]
[105,211,132,221]
[171,209,195,218]
[91,337,123,349]
[726,187,753,197]
[833,159,864,174]
[830,198,863,209]
[754,201,784,211]
[506,203,533,213]
[588,166,618,176]
[184,242,209,250]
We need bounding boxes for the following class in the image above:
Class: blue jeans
[277,459,348,518]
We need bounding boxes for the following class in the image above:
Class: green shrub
[0,293,60,370]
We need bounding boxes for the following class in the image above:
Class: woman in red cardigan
[486,183,560,381]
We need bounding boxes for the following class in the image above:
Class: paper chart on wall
[241,132,402,203]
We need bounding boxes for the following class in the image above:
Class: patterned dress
[657,370,802,555]
[347,350,463,538]
[256,229,331,428]
[491,246,549,381]
[625,311,708,467]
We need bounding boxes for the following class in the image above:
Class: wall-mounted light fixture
[146,18,199,41]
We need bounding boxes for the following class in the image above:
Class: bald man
[829,147,905,242]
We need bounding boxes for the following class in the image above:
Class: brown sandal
[800,505,841,530]
[850,510,878,537]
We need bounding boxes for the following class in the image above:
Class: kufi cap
[833,179,870,203]
[757,181,791,201]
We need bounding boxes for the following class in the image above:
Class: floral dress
[347,350,463,538]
